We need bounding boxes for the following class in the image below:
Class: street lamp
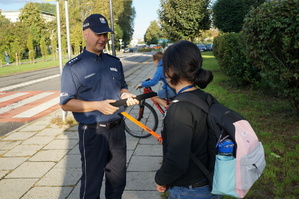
[109,0,116,56]
[45,0,63,73]
[64,0,72,60]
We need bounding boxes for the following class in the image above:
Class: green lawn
[201,52,299,199]
[0,57,68,77]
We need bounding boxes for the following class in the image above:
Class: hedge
[213,0,299,111]
[242,0,299,110]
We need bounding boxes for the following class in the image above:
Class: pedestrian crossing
[0,91,60,122]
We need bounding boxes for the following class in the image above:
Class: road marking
[0,92,54,114]
[13,97,59,118]
[0,92,28,103]
[0,91,60,122]
[0,74,60,92]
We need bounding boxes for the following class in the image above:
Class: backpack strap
[190,153,213,184]
[173,90,215,184]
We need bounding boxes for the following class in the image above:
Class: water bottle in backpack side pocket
[217,138,234,161]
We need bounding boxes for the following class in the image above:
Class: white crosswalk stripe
[0,91,60,122]
[13,97,59,118]
[0,92,55,114]
[0,92,28,103]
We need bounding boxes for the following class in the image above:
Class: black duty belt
[169,180,209,189]
[182,180,209,189]
[85,119,122,129]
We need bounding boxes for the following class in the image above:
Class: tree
[116,0,135,45]
[159,0,211,42]
[32,2,56,14]
[0,12,12,63]
[144,21,162,45]
[213,0,265,33]
[50,35,57,59]
[19,2,47,47]
[40,36,48,61]
[27,34,35,63]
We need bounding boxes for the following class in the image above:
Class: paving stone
[22,136,54,145]
[123,190,162,199]
[4,144,43,157]
[127,150,133,164]
[66,182,80,198]
[67,125,78,131]
[0,140,21,150]
[133,144,163,156]
[126,137,139,150]
[0,157,28,170]
[22,186,73,199]
[43,139,78,150]
[6,161,55,178]
[127,156,162,172]
[29,150,68,162]
[36,168,81,186]
[0,150,6,156]
[56,131,79,140]
[68,144,80,155]
[0,178,37,199]
[18,125,46,132]
[125,171,156,191]
[37,128,65,136]
[2,132,36,141]
[0,170,8,179]
[54,154,81,168]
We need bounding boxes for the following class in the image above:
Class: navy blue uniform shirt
[60,49,128,124]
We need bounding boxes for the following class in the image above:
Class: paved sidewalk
[0,54,166,199]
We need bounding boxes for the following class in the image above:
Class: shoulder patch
[105,53,120,60]
[66,55,82,66]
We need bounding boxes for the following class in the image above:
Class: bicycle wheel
[124,101,159,138]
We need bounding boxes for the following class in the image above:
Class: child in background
[136,51,176,108]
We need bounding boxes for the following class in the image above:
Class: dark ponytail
[194,68,213,89]
[163,40,213,88]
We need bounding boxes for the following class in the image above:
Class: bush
[242,0,299,110]
[213,33,260,86]
[137,48,152,52]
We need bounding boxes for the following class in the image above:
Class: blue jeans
[168,185,222,199]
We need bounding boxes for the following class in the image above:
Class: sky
[0,0,160,39]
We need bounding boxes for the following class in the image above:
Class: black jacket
[155,89,209,187]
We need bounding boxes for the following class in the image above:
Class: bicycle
[124,85,171,138]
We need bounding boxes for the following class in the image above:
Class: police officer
[60,14,139,199]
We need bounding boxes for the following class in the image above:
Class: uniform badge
[99,17,106,24]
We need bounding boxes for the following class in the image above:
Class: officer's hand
[120,92,139,106]
[97,100,119,115]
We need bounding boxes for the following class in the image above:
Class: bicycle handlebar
[110,92,157,107]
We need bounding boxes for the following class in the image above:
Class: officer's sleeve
[60,65,78,105]
[119,61,128,90]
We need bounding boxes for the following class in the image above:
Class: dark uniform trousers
[78,119,126,199]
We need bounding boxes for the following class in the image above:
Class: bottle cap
[217,140,234,153]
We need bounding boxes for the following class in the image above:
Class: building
[1,10,55,23]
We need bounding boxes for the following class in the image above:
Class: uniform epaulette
[66,55,82,66]
[105,53,120,60]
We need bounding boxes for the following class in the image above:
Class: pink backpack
[174,91,266,198]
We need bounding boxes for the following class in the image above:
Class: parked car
[196,44,207,52]
[205,44,213,51]
[124,48,134,53]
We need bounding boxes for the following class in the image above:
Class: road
[0,52,154,136]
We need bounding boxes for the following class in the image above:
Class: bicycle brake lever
[110,92,157,107]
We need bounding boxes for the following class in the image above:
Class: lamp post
[109,0,116,56]
[64,0,72,60]
[55,0,63,74]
